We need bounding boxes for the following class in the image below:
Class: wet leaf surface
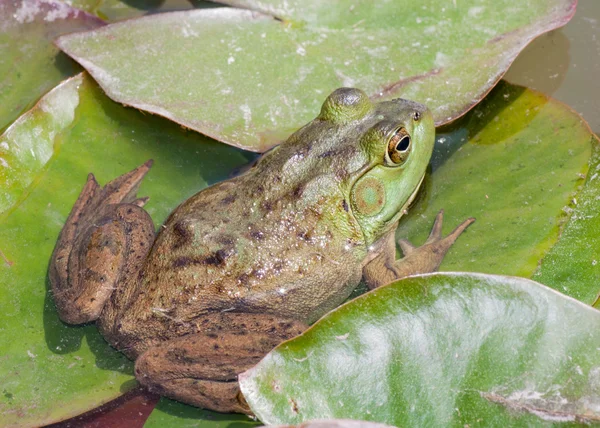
[533,141,600,305]
[56,0,576,151]
[0,0,104,131]
[397,81,595,279]
[144,397,260,428]
[0,73,251,427]
[66,0,217,22]
[240,273,600,426]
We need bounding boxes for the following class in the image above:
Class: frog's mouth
[395,172,426,224]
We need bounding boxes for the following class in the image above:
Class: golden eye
[386,128,411,165]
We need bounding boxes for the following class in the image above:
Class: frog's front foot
[134,313,307,414]
[363,210,475,289]
[49,161,155,324]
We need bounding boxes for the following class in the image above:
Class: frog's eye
[386,127,411,165]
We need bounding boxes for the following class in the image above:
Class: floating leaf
[533,139,600,305]
[397,81,595,279]
[0,0,104,131]
[240,273,600,425]
[65,0,217,22]
[0,73,251,427]
[144,397,260,428]
[56,0,576,151]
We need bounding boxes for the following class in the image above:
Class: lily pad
[65,0,217,22]
[56,0,576,151]
[397,81,595,279]
[0,72,251,427]
[240,272,600,425]
[0,0,104,131]
[144,397,260,428]
[533,139,600,305]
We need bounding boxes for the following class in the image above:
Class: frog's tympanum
[50,88,474,414]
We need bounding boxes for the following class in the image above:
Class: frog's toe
[397,211,474,274]
[419,209,475,249]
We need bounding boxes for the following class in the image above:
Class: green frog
[49,88,473,414]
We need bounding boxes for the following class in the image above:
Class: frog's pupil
[396,136,410,152]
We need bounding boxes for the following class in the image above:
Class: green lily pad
[56,0,576,152]
[240,272,600,425]
[0,72,251,427]
[533,138,600,305]
[397,81,595,279]
[144,397,260,428]
[65,0,218,22]
[0,0,104,131]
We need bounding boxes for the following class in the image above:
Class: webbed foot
[363,210,475,289]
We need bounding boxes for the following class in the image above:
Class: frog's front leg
[135,313,307,414]
[49,161,155,324]
[363,210,474,289]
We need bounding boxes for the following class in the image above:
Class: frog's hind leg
[134,313,307,414]
[49,161,155,325]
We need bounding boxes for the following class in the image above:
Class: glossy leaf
[65,0,217,22]
[0,0,104,131]
[0,73,251,427]
[56,0,576,152]
[533,140,600,305]
[266,421,396,428]
[144,397,260,428]
[240,272,600,425]
[396,81,595,278]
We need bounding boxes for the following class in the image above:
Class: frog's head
[254,87,434,249]
[320,88,435,247]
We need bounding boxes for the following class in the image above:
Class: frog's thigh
[50,161,154,325]
[363,210,474,289]
[135,313,307,414]
[52,204,154,324]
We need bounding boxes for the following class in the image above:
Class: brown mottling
[250,230,265,240]
[341,199,349,212]
[166,348,204,365]
[83,269,107,283]
[217,235,235,246]
[220,194,236,205]
[273,261,283,274]
[261,200,273,212]
[335,167,350,181]
[172,256,194,268]
[205,249,231,266]
[297,230,312,241]
[318,149,336,158]
[292,185,304,198]
[97,236,121,255]
[237,273,250,286]
[170,220,194,250]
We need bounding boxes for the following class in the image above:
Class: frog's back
[124,171,366,328]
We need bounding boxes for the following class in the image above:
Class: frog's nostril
[413,111,421,121]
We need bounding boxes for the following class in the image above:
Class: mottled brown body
[49,88,473,414]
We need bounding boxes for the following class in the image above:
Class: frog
[49,88,474,414]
